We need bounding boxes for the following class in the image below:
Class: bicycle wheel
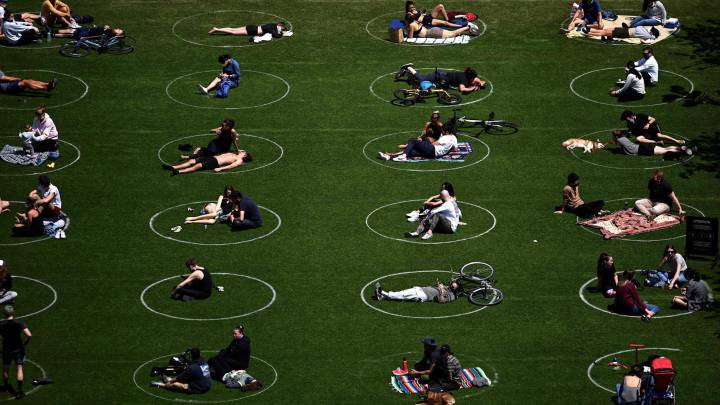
[105,36,136,55]
[484,120,519,135]
[460,261,495,282]
[438,91,462,105]
[59,41,90,57]
[468,286,504,306]
[394,89,418,102]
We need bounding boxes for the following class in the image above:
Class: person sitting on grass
[40,0,78,28]
[30,105,60,159]
[620,110,684,146]
[378,129,457,162]
[630,0,667,28]
[611,130,689,158]
[11,199,43,237]
[411,336,441,377]
[397,64,486,93]
[406,189,461,240]
[180,119,240,160]
[171,258,213,302]
[596,253,618,298]
[614,270,659,321]
[153,348,211,394]
[656,244,687,290]
[406,182,455,223]
[164,151,251,176]
[0,69,56,94]
[627,48,659,87]
[583,24,659,43]
[208,22,287,38]
[208,326,251,380]
[0,198,8,214]
[229,193,263,231]
[562,0,604,33]
[634,170,685,219]
[198,54,241,96]
[616,365,645,404]
[554,173,605,219]
[52,24,125,40]
[672,269,713,311]
[0,12,40,45]
[184,186,237,225]
[610,61,646,102]
[28,175,62,218]
[374,278,463,303]
[0,261,17,305]
[0,305,31,399]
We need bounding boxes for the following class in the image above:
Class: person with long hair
[0,261,17,304]
[171,258,213,301]
[180,119,240,161]
[208,21,287,37]
[554,173,605,218]
[184,186,237,225]
[198,54,241,95]
[614,270,659,320]
[611,61,646,101]
[630,0,667,28]
[657,244,687,290]
[596,253,618,298]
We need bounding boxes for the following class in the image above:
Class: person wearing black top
[208,22,287,37]
[634,170,685,219]
[208,326,251,379]
[596,253,618,298]
[620,110,685,145]
[53,25,125,39]
[171,258,213,301]
[184,186,237,225]
[229,193,263,231]
[398,64,486,93]
[0,261,17,304]
[180,119,240,161]
[0,305,31,399]
[156,348,211,394]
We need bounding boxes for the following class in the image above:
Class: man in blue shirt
[229,193,263,231]
[562,0,604,33]
[199,54,241,96]
[154,348,211,394]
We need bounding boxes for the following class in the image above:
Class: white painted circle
[149,201,281,246]
[362,131,490,172]
[360,270,489,319]
[365,11,487,46]
[12,276,58,319]
[172,10,293,48]
[157,133,284,174]
[0,201,70,246]
[0,359,47,401]
[165,70,290,110]
[0,70,89,111]
[140,273,276,321]
[133,352,278,403]
[365,199,496,245]
[587,347,681,393]
[570,68,694,107]
[567,129,693,170]
[576,198,705,242]
[0,137,81,177]
[579,271,693,319]
[370,68,494,108]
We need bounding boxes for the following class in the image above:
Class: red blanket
[579,209,682,239]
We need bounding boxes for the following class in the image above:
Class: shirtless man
[163,151,252,176]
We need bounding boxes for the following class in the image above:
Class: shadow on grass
[676,19,720,70]
[679,131,720,179]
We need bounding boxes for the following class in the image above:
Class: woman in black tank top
[172,258,214,301]
[184,186,237,225]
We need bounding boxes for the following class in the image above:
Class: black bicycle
[447,108,519,136]
[60,34,136,57]
[454,261,504,306]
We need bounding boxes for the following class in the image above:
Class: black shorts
[198,156,219,171]
[2,350,25,366]
[246,24,259,36]
[638,142,654,156]
[0,80,22,94]
[612,27,630,38]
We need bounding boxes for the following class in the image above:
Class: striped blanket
[0,145,49,166]
[406,142,473,163]
[578,208,682,239]
[390,367,490,394]
[405,36,470,45]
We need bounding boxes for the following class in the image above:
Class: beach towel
[0,145,49,166]
[405,142,473,163]
[390,366,490,394]
[578,208,682,239]
[565,15,678,44]
[405,36,470,45]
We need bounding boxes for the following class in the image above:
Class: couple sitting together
[12,175,67,238]
[182,186,263,232]
[403,1,481,39]
[378,111,458,162]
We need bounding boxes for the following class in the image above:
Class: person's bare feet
[208,27,218,34]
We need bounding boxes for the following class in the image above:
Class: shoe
[48,78,57,91]
[162,375,172,384]
[59,230,66,239]
[54,230,61,239]
[187,207,194,212]
[198,84,208,95]
[468,22,478,30]
[171,169,179,176]
[378,152,390,161]
[421,232,433,240]
[615,79,626,86]
[640,315,651,322]
[405,210,419,218]
[170,225,182,233]
[161,163,173,171]
[15,391,24,400]
[581,26,589,34]
[405,231,419,238]
[559,27,570,34]
[407,213,419,222]
[374,282,383,300]
[150,381,163,388]
[399,63,414,70]
[392,154,407,162]
[69,20,81,29]
[469,26,480,36]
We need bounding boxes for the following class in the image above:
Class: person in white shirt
[29,175,62,217]
[658,244,687,290]
[378,119,458,162]
[406,190,461,240]
[30,105,60,158]
[633,47,659,86]
[0,12,39,45]
[610,61,645,102]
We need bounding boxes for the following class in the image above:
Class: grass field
[1,0,719,403]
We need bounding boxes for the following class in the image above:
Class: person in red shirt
[614,271,660,321]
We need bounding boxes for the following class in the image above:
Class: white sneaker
[421,232,433,240]
[392,154,407,162]
[54,230,61,239]
[171,225,182,233]
[59,230,66,239]
[468,22,478,30]
[405,210,419,218]
[69,20,81,29]
[378,152,390,161]
[405,231,419,238]
[198,84,208,95]
[407,213,420,222]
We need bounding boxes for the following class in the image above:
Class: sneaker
[468,22,478,30]
[640,315,651,322]
[392,154,407,162]
[378,152,391,161]
[407,213,419,222]
[54,230,61,239]
[405,231,419,238]
[170,225,182,233]
[405,210,419,218]
[374,282,383,300]
[581,26,589,34]
[615,79,626,86]
[69,20,81,29]
[559,27,570,34]
[421,232,433,240]
[59,230,66,239]
[48,78,57,91]
[469,26,480,36]
[150,381,163,388]
[161,163,173,171]
[187,207,194,212]
[198,84,208,95]
[399,63,414,70]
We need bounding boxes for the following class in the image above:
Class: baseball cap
[422,336,436,346]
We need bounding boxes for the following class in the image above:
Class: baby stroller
[644,357,676,405]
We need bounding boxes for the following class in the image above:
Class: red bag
[447,11,478,21]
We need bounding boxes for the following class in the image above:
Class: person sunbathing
[374,278,464,303]
[397,64,486,93]
[163,151,252,176]
[0,70,56,94]
[584,24,660,42]
[406,18,478,39]
[620,110,684,145]
[183,186,236,225]
[208,22,287,37]
[53,25,125,39]
[611,130,689,158]
[405,2,461,29]
[378,131,457,161]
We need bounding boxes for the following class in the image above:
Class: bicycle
[447,108,519,136]
[453,261,504,306]
[393,68,462,106]
[59,34,136,57]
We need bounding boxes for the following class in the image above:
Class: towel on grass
[578,208,682,239]
[405,36,470,45]
[0,145,49,166]
[390,366,490,394]
[566,15,678,44]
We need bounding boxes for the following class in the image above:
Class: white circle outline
[0,137,81,177]
[0,70,89,111]
[0,359,46,401]
[165,70,290,110]
[133,352,278,403]
[157,133,284,175]
[567,129,693,170]
[576,198,705,242]
[369,68,494,108]
[365,11,487,46]
[149,201,281,246]
[140,273,276,321]
[360,270,489,319]
[0,201,70,246]
[579,272,694,319]
[362,131,490,172]
[365,199,496,245]
[587,347,681,393]
[570,68,694,107]
[13,276,58,319]
[172,10,293,48]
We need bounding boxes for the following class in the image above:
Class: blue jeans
[404,139,435,159]
[630,303,660,315]
[630,17,661,28]
[231,219,262,231]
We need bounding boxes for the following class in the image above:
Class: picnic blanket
[0,145,49,166]
[578,208,682,239]
[405,36,470,45]
[566,15,678,44]
[390,367,490,394]
[406,142,473,162]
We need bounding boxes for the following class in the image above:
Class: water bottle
[47,30,52,43]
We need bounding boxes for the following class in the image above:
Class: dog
[561,138,605,153]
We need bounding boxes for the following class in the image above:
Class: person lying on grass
[406,189,461,240]
[397,64,486,93]
[374,278,464,303]
[0,69,56,94]
[620,110,683,146]
[0,197,9,214]
[208,22,287,38]
[378,127,457,161]
[611,130,690,158]
[184,186,237,225]
[163,151,252,176]
[52,25,125,40]
[582,24,660,43]
[171,258,213,301]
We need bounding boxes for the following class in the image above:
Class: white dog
[562,138,605,153]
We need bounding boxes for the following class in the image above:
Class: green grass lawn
[1,0,719,403]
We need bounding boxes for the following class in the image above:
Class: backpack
[602,9,618,21]
[215,78,232,98]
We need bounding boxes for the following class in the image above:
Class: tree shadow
[675,19,720,70]
[679,131,720,179]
